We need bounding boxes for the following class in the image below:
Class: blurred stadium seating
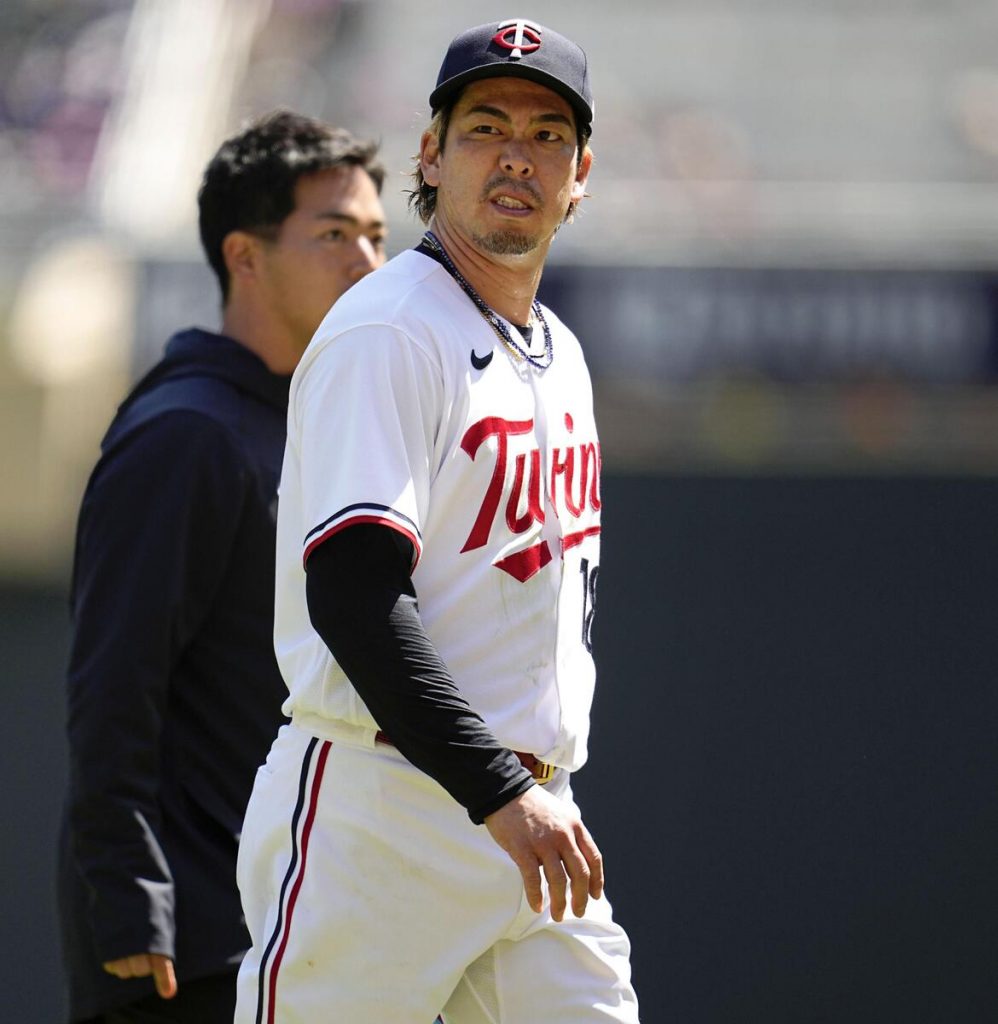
[2,0,998,578]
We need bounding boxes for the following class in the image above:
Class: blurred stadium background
[4,1,998,1020]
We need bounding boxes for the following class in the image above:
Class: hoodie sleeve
[65,409,249,964]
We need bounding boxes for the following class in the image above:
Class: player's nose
[499,139,533,178]
[350,236,383,280]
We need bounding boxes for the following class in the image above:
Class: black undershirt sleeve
[304,524,534,824]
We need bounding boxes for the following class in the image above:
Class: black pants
[86,972,236,1023]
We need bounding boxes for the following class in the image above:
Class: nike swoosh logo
[470,349,493,371]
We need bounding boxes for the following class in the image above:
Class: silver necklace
[422,231,553,370]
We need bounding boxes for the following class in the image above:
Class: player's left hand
[484,784,604,922]
[102,953,178,999]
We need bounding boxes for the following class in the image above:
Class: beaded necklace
[421,231,554,370]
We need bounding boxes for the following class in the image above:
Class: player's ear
[570,146,593,205]
[420,129,442,188]
[222,230,264,286]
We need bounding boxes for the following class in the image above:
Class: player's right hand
[102,953,178,999]
[484,785,604,922]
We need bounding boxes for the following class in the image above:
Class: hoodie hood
[118,328,292,423]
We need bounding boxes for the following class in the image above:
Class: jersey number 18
[579,557,599,653]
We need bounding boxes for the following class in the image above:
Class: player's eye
[322,228,346,242]
[472,124,501,135]
[536,129,563,142]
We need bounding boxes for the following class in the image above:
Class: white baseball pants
[234,721,640,1023]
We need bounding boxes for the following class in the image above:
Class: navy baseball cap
[429,19,594,134]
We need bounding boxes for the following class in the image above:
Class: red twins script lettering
[460,414,601,582]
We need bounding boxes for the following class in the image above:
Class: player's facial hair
[473,229,537,255]
[474,174,545,255]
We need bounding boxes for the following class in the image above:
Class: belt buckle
[517,750,556,785]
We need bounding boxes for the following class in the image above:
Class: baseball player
[59,112,386,1023]
[235,20,640,1023]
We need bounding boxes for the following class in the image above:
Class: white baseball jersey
[274,248,603,770]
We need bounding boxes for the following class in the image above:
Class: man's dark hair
[406,95,591,225]
[199,110,385,300]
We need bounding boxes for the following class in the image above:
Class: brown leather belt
[374,730,556,785]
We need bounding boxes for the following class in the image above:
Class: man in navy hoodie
[58,111,387,1023]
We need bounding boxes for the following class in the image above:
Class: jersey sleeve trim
[303,503,423,569]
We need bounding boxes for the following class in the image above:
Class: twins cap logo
[492,19,542,60]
